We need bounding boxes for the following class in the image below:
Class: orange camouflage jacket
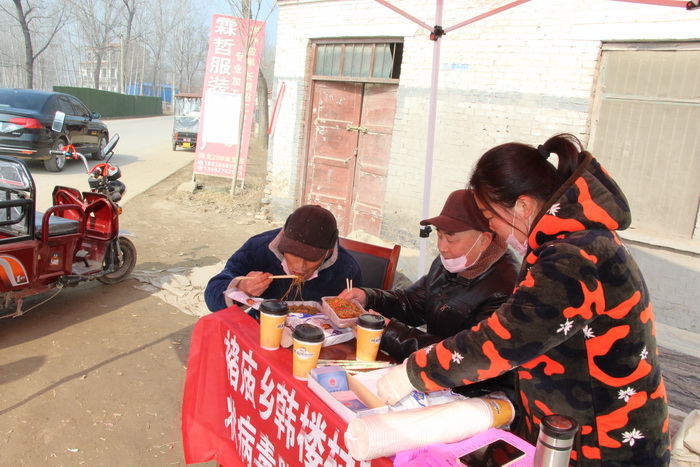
[404,153,670,465]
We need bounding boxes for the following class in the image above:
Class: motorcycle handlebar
[49,149,90,173]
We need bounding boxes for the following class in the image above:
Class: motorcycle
[0,130,137,318]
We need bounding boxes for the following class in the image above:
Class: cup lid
[540,414,579,439]
[358,313,386,330]
[260,300,289,316]
[292,323,324,343]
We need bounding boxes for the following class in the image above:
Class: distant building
[80,42,159,96]
[80,43,122,92]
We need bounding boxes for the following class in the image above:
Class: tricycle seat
[35,212,81,237]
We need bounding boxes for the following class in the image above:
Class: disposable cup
[483,395,515,427]
[355,313,386,362]
[292,324,325,380]
[259,300,289,350]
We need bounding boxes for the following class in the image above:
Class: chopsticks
[346,278,353,291]
[317,359,393,371]
[235,274,299,280]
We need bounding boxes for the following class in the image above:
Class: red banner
[194,14,265,179]
[181,307,392,466]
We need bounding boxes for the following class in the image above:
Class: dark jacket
[364,252,519,362]
[204,228,363,311]
[404,154,671,465]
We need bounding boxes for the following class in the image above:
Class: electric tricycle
[0,132,136,317]
[172,93,201,151]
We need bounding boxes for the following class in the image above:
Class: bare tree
[223,0,277,194]
[119,0,150,93]
[168,0,207,93]
[67,0,124,90]
[118,0,142,93]
[256,40,276,149]
[3,0,66,88]
[141,0,178,97]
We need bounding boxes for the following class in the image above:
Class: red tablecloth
[182,306,393,466]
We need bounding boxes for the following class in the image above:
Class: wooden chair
[339,237,401,290]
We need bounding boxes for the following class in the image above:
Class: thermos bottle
[533,414,579,467]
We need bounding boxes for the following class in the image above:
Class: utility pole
[119,34,125,94]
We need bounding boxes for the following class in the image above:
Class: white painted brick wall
[270,0,700,329]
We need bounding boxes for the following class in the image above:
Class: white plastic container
[321,296,365,328]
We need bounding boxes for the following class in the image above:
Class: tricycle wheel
[98,237,137,284]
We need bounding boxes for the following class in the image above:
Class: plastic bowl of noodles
[286,301,323,316]
[321,296,365,328]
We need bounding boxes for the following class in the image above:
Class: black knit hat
[278,205,338,261]
[420,189,491,233]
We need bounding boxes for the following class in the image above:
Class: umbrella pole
[418,0,444,276]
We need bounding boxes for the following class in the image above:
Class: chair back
[339,237,401,289]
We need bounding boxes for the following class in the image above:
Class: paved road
[30,116,195,211]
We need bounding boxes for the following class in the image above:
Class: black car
[0,88,109,172]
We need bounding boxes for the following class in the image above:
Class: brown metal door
[304,81,362,233]
[350,83,398,236]
[304,81,397,236]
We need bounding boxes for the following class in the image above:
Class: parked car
[0,88,109,172]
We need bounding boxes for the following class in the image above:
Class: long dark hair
[469,133,584,227]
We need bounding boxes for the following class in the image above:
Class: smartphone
[456,438,527,467]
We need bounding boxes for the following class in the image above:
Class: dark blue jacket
[205,228,363,311]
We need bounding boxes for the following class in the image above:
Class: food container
[285,301,323,316]
[284,301,354,348]
[321,296,366,328]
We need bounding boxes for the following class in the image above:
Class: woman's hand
[235,272,272,298]
[377,362,416,405]
[338,287,367,307]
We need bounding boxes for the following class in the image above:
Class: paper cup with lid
[259,300,289,350]
[291,324,325,380]
[355,313,386,361]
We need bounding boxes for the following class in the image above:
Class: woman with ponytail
[377,134,671,466]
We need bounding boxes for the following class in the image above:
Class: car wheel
[172,141,177,151]
[44,138,67,172]
[92,134,108,160]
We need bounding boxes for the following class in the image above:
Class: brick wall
[270,0,699,329]
[271,0,696,238]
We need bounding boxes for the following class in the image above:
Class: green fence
[53,86,163,118]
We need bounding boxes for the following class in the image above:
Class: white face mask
[440,234,482,273]
[506,206,530,256]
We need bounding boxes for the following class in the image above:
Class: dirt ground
[0,147,272,466]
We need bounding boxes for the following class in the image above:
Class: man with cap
[340,189,519,367]
[205,205,363,314]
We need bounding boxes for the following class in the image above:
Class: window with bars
[314,42,403,80]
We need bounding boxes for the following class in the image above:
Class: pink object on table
[393,428,535,467]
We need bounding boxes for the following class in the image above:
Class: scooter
[0,131,137,318]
